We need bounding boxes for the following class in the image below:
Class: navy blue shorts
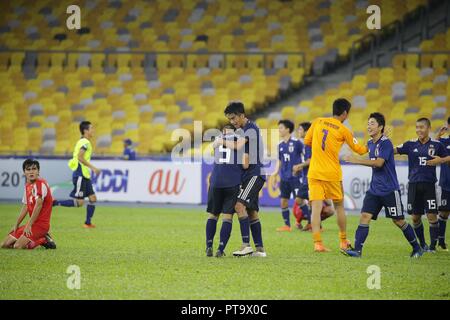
[280,179,301,199]
[438,188,450,211]
[361,190,404,220]
[407,182,438,215]
[70,176,95,199]
[207,185,240,215]
[297,183,309,200]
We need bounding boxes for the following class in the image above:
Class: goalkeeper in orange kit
[304,98,368,252]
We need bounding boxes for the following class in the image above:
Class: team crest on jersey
[288,145,294,153]
[374,145,380,157]
[428,145,435,156]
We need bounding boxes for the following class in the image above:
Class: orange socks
[313,231,322,243]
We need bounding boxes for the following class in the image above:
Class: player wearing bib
[206,125,243,257]
[395,118,448,252]
[53,121,101,228]
[273,120,305,232]
[1,159,56,250]
[304,98,368,252]
[341,113,422,258]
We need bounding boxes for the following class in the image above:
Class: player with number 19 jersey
[304,117,368,201]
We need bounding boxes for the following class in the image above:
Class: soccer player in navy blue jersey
[273,120,307,232]
[341,113,422,258]
[216,102,266,257]
[395,117,448,252]
[426,116,450,251]
[205,124,243,257]
[292,122,334,231]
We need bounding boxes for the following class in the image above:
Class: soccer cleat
[340,240,353,250]
[215,250,226,258]
[83,223,96,229]
[410,249,424,258]
[232,245,254,257]
[276,225,292,232]
[340,248,361,258]
[420,243,429,251]
[251,251,267,257]
[314,243,331,252]
[302,224,312,232]
[437,242,448,252]
[41,233,56,249]
[206,247,213,257]
[295,222,303,230]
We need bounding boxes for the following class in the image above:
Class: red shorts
[9,225,48,242]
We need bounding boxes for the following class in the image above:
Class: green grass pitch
[0,203,448,300]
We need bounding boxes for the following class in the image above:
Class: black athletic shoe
[41,233,56,249]
[215,250,226,258]
[206,247,213,257]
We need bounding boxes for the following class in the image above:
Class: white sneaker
[232,245,254,257]
[251,251,267,257]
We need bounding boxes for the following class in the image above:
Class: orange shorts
[308,178,343,201]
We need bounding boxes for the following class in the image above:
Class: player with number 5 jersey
[304,98,368,252]
[395,117,448,252]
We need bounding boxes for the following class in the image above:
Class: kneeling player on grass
[342,113,422,258]
[395,117,448,252]
[206,125,243,257]
[1,159,56,250]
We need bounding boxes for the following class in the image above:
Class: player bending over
[216,102,266,257]
[342,113,423,258]
[1,159,56,250]
[273,119,307,232]
[426,116,450,251]
[394,118,448,252]
[293,122,334,231]
[304,98,368,252]
[53,121,101,228]
[206,125,243,257]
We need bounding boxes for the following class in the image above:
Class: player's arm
[293,158,310,173]
[12,204,28,233]
[24,197,43,236]
[78,148,100,174]
[435,125,448,139]
[242,153,249,170]
[343,128,368,155]
[426,155,450,166]
[220,137,246,150]
[273,160,280,176]
[394,141,410,155]
[343,155,385,168]
[303,121,316,146]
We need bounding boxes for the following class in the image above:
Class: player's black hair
[22,159,40,171]
[417,117,431,128]
[79,121,92,135]
[222,124,235,131]
[224,101,245,115]
[332,98,351,116]
[299,122,311,132]
[278,120,295,133]
[368,112,385,133]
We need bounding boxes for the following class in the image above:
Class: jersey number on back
[219,145,231,163]
[321,129,329,151]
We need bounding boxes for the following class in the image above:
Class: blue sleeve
[437,142,448,157]
[378,140,393,160]
[297,140,304,157]
[396,141,410,155]
[304,145,312,160]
